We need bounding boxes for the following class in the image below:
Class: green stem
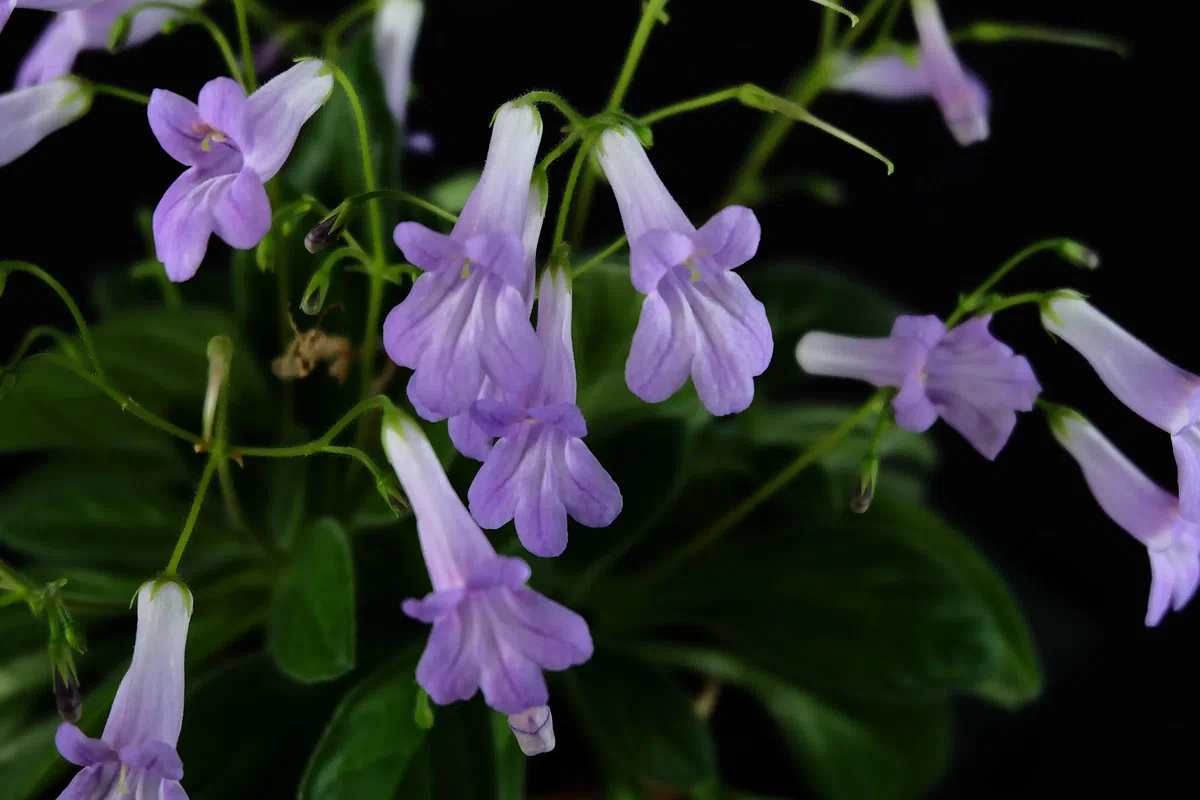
[323,0,379,60]
[635,392,886,588]
[867,0,907,53]
[39,353,202,445]
[2,262,106,380]
[516,90,586,128]
[607,0,670,112]
[86,81,150,105]
[553,131,600,255]
[234,396,392,457]
[639,87,742,125]
[567,167,599,250]
[972,291,1051,317]
[537,130,583,174]
[164,453,219,576]
[570,236,627,280]
[820,7,838,52]
[949,22,1129,58]
[3,326,79,369]
[232,0,258,91]
[322,445,396,488]
[325,189,458,227]
[117,3,244,87]
[944,238,1073,327]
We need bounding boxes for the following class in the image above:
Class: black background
[0,0,1188,796]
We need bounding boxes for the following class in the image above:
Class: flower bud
[413,686,434,730]
[107,15,133,52]
[851,456,878,514]
[376,479,408,516]
[255,233,276,273]
[1058,240,1100,270]
[53,665,82,723]
[304,218,335,254]
[508,706,555,756]
[301,270,330,316]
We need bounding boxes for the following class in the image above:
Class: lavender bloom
[15,0,202,88]
[595,127,773,416]
[0,0,102,36]
[796,315,1041,459]
[1043,297,1200,522]
[148,60,334,282]
[1051,413,1200,626]
[406,130,435,154]
[829,0,989,146]
[381,411,593,720]
[374,0,423,126]
[384,102,545,420]
[55,581,192,799]
[0,77,90,168]
[508,706,555,756]
[468,268,622,558]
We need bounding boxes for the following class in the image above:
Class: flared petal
[463,231,526,288]
[243,59,333,181]
[0,0,13,34]
[1146,550,1175,627]
[147,89,210,167]
[16,12,86,88]
[468,427,537,531]
[694,206,760,271]
[394,222,465,273]
[448,379,501,461]
[56,764,115,800]
[455,102,541,238]
[912,0,989,145]
[554,437,622,529]
[470,398,528,439]
[373,0,423,125]
[529,404,586,438]
[101,582,191,750]
[532,267,576,406]
[466,556,531,591]
[209,167,270,249]
[513,444,568,558]
[383,268,469,368]
[1045,297,1200,435]
[196,76,249,149]
[519,182,547,301]
[0,78,90,168]
[892,371,939,433]
[478,274,543,395]
[830,53,934,99]
[415,610,481,705]
[595,126,693,241]
[629,229,693,294]
[118,740,183,781]
[1173,427,1200,523]
[625,287,693,404]
[151,163,239,282]
[684,271,774,415]
[402,588,465,623]
[494,587,594,670]
[55,724,116,767]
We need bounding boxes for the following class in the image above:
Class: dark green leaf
[428,170,480,214]
[262,442,309,551]
[299,647,427,800]
[565,649,717,789]
[397,700,495,799]
[645,646,950,800]
[269,518,357,683]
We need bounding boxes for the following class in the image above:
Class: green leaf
[428,170,481,214]
[299,647,427,800]
[646,646,950,800]
[398,700,496,799]
[269,518,357,683]
[261,436,310,551]
[490,711,526,800]
[565,649,717,789]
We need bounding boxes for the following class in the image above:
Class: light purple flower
[1051,413,1200,626]
[796,314,1041,459]
[508,706,555,756]
[15,0,202,88]
[466,268,622,558]
[0,77,90,167]
[374,0,423,126]
[384,102,545,420]
[54,580,192,799]
[0,0,102,36]
[148,60,334,282]
[1043,297,1200,523]
[829,0,989,146]
[381,410,593,718]
[406,130,435,154]
[595,126,772,416]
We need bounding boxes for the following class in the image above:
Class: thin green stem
[516,91,586,129]
[2,262,106,380]
[867,0,907,53]
[232,0,258,91]
[164,454,219,576]
[635,392,886,588]
[3,326,79,369]
[945,238,1072,327]
[607,0,670,112]
[568,167,599,250]
[570,236,628,280]
[820,7,838,53]
[212,343,252,537]
[949,22,1129,58]
[639,87,741,125]
[842,0,891,48]
[234,396,392,457]
[327,189,458,227]
[321,445,394,487]
[323,0,378,61]
[39,353,202,445]
[973,291,1050,317]
[86,81,150,105]
[537,130,582,174]
[118,3,244,87]
[553,131,600,255]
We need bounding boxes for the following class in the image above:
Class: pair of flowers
[796,297,1200,625]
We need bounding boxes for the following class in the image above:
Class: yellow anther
[461,260,472,280]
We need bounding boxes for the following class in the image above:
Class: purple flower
[54,580,192,799]
[15,0,202,88]
[595,126,773,416]
[466,268,622,558]
[796,315,1041,459]
[0,77,90,167]
[384,102,545,420]
[508,706,555,756]
[0,0,102,36]
[374,0,423,126]
[381,410,593,719]
[1051,412,1200,626]
[406,130,435,154]
[1043,297,1200,523]
[148,60,334,282]
[829,0,989,146]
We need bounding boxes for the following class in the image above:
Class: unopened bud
[414,686,434,730]
[304,219,336,254]
[203,336,234,442]
[106,15,133,51]
[255,233,276,273]
[508,706,555,756]
[851,457,878,514]
[376,479,408,516]
[53,667,82,723]
[300,272,330,316]
[1058,240,1099,270]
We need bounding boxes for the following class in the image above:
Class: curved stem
[164,454,219,576]
[536,130,582,174]
[326,189,458,227]
[232,0,258,92]
[321,445,395,487]
[944,238,1073,327]
[553,131,599,255]
[85,81,150,105]
[234,395,392,457]
[117,3,244,87]
[515,91,586,129]
[635,392,886,588]
[2,262,105,380]
[607,0,671,112]
[640,87,741,126]
[570,236,627,280]
[4,326,79,369]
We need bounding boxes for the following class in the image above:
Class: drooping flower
[0,0,102,37]
[1043,296,1200,522]
[15,0,202,88]
[54,580,192,799]
[796,314,1041,459]
[1049,411,1200,626]
[374,0,423,126]
[381,410,593,730]
[0,77,91,168]
[148,60,334,282]
[384,102,545,420]
[829,0,989,146]
[595,126,772,416]
[467,267,622,557]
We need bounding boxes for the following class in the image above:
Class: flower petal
[55,723,116,767]
[629,230,693,294]
[243,59,334,181]
[529,403,586,439]
[913,0,990,145]
[694,206,760,272]
[394,222,464,273]
[152,168,221,282]
[533,267,576,406]
[1147,550,1175,627]
[162,781,191,800]
[0,0,13,35]
[0,78,90,168]
[402,588,466,623]
[118,740,184,781]
[479,275,544,396]
[514,474,568,559]
[625,288,693,405]
[57,765,115,800]
[416,610,482,706]
[464,231,526,288]
[466,556,531,590]
[383,268,466,368]
[555,437,622,529]
[470,398,528,439]
[456,102,540,237]
[686,272,773,416]
[495,587,594,670]
[209,167,271,250]
[830,53,934,99]
[449,409,495,462]
[196,76,249,148]
[1174,428,1200,523]
[373,0,424,125]
[16,13,85,88]
[147,89,208,167]
[595,126,693,242]
[468,429,534,530]
[892,372,939,433]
